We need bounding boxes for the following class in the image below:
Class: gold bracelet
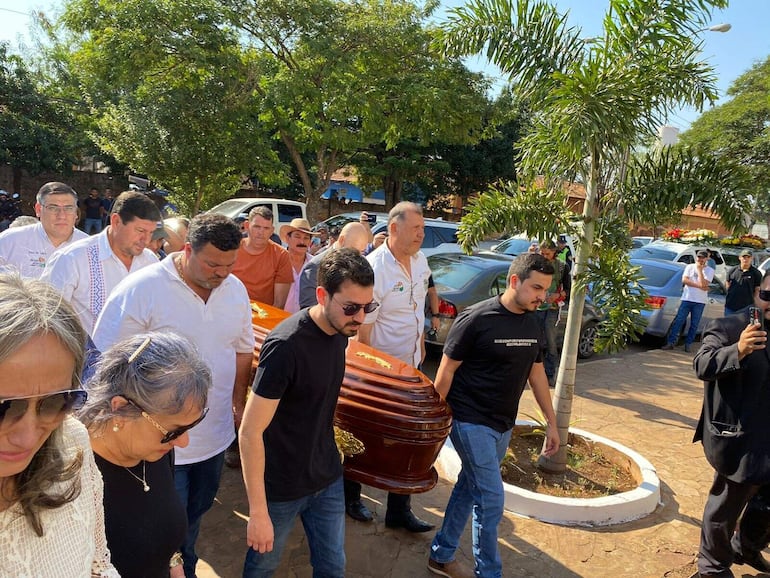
[169,552,183,568]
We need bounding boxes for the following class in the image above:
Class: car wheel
[578,322,598,359]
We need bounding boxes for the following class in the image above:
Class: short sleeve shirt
[725,265,762,311]
[681,263,715,304]
[444,296,544,432]
[364,242,431,367]
[0,222,87,278]
[231,240,293,304]
[253,310,346,501]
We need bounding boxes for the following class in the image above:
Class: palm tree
[439,0,748,472]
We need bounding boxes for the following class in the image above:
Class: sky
[2,0,769,131]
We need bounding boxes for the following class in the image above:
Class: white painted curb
[434,420,661,527]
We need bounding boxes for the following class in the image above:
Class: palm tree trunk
[539,145,600,473]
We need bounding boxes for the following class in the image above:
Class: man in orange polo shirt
[232,206,293,309]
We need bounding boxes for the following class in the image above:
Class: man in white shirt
[0,182,87,278]
[41,191,161,335]
[661,249,715,352]
[348,202,434,532]
[92,213,255,577]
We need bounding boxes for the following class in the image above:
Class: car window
[678,255,694,265]
[429,260,483,291]
[637,262,679,287]
[495,238,533,256]
[422,226,438,249]
[490,271,508,296]
[277,203,304,223]
[432,225,458,244]
[722,253,740,267]
[629,247,678,261]
[708,279,725,296]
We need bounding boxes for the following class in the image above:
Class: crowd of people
[2,181,770,578]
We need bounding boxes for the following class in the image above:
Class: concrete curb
[435,420,661,527]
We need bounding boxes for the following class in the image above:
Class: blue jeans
[536,308,559,378]
[431,421,512,578]
[243,476,345,578]
[175,451,226,578]
[666,300,706,347]
[84,217,102,234]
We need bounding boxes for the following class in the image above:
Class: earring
[112,423,120,432]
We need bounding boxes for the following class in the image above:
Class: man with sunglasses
[239,248,375,577]
[692,272,770,577]
[0,182,87,278]
[93,214,255,577]
[724,250,761,316]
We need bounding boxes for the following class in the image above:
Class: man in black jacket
[692,271,770,577]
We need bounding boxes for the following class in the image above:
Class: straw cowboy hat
[279,218,319,244]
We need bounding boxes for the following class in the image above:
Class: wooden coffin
[250,301,452,494]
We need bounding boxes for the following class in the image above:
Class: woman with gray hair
[0,272,118,577]
[80,332,211,578]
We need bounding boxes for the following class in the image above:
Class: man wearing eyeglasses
[692,272,770,577]
[239,248,375,577]
[0,182,87,278]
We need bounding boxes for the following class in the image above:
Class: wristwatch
[170,552,183,568]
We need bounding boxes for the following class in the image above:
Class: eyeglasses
[0,389,88,429]
[42,204,78,215]
[124,397,208,444]
[332,296,379,316]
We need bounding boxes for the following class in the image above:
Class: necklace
[124,461,150,493]
[174,254,186,284]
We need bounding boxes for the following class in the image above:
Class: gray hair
[0,273,85,385]
[79,332,210,431]
[388,201,422,226]
[35,182,78,206]
[9,216,39,229]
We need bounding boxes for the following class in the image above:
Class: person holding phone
[692,272,770,576]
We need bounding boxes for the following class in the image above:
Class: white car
[630,240,727,281]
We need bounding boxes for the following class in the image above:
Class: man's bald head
[338,222,369,253]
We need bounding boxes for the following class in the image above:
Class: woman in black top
[79,332,211,577]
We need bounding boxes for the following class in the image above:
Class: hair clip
[127,337,152,364]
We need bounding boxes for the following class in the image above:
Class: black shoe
[345,500,373,522]
[661,343,675,350]
[734,551,770,572]
[684,344,692,353]
[385,510,434,533]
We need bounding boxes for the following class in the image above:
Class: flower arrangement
[661,228,687,242]
[720,234,767,250]
[680,228,718,244]
[661,228,718,244]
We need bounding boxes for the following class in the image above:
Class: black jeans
[343,478,411,518]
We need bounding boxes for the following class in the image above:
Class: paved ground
[194,347,768,578]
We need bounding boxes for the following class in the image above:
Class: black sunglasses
[759,290,770,302]
[125,397,208,444]
[0,389,88,428]
[332,296,380,316]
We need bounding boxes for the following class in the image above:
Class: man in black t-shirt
[239,248,375,577]
[725,250,762,316]
[428,253,561,578]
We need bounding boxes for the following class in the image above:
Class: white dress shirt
[0,222,87,278]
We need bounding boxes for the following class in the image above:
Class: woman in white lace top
[0,273,118,577]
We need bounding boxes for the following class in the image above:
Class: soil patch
[501,425,639,498]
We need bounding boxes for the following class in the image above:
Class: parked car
[632,236,654,248]
[206,198,307,232]
[629,240,727,281]
[631,257,726,342]
[759,257,770,276]
[489,233,577,265]
[424,253,602,358]
[313,211,389,232]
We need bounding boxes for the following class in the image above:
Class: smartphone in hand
[749,306,763,326]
